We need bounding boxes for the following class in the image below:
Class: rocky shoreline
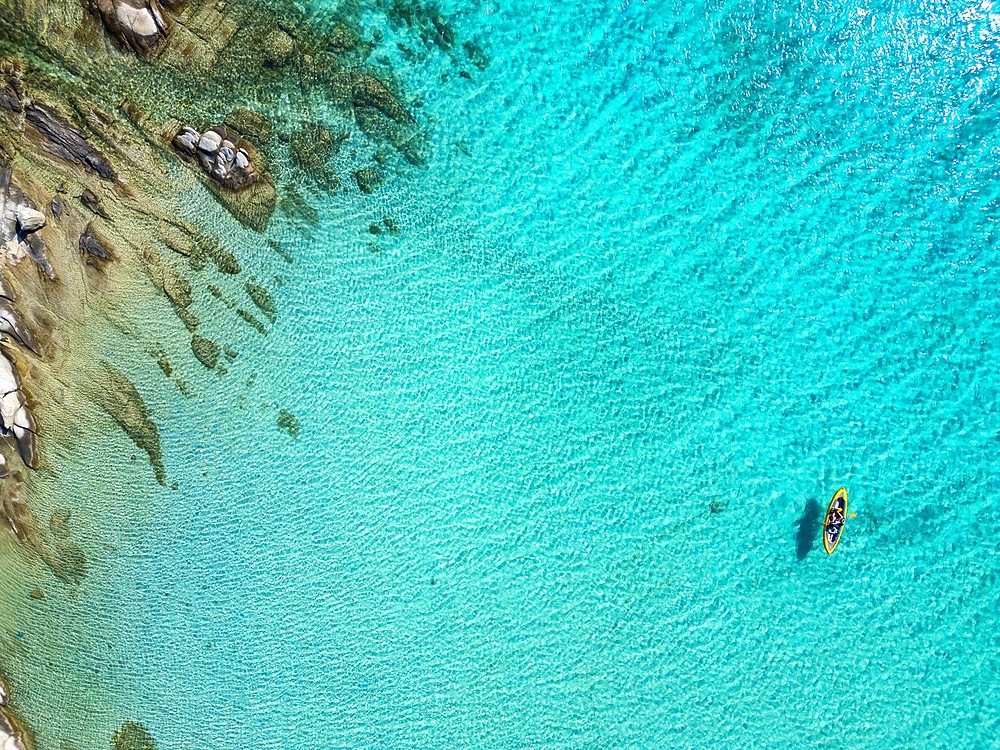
[0,0,488,745]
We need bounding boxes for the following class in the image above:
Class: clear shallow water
[30,0,1000,746]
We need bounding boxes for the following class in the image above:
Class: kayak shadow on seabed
[795,498,822,561]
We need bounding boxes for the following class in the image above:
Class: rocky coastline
[0,0,488,745]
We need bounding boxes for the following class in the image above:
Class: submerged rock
[112,721,157,750]
[290,124,348,172]
[237,308,267,335]
[141,249,192,309]
[462,40,490,71]
[353,167,383,194]
[224,108,273,143]
[96,364,165,485]
[262,29,296,67]
[198,237,241,274]
[350,71,414,124]
[277,408,300,438]
[353,105,425,166]
[327,23,360,53]
[191,335,220,369]
[245,280,276,322]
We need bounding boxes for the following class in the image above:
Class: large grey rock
[0,299,36,352]
[0,351,36,469]
[197,129,222,154]
[0,710,26,750]
[89,0,171,56]
[0,165,55,278]
[15,205,45,232]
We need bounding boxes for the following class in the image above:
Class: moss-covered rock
[262,29,296,68]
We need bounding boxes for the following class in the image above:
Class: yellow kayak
[823,487,848,554]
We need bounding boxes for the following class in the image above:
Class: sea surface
[9,0,1000,746]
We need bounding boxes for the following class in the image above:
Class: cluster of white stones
[172,124,259,190]
[1,179,45,259]
[0,165,40,471]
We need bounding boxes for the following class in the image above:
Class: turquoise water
[46,0,1000,746]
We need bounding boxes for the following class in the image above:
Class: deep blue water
[20,0,1000,746]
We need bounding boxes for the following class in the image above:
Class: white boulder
[198,130,222,154]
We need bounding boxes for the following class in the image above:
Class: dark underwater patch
[795,498,821,560]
